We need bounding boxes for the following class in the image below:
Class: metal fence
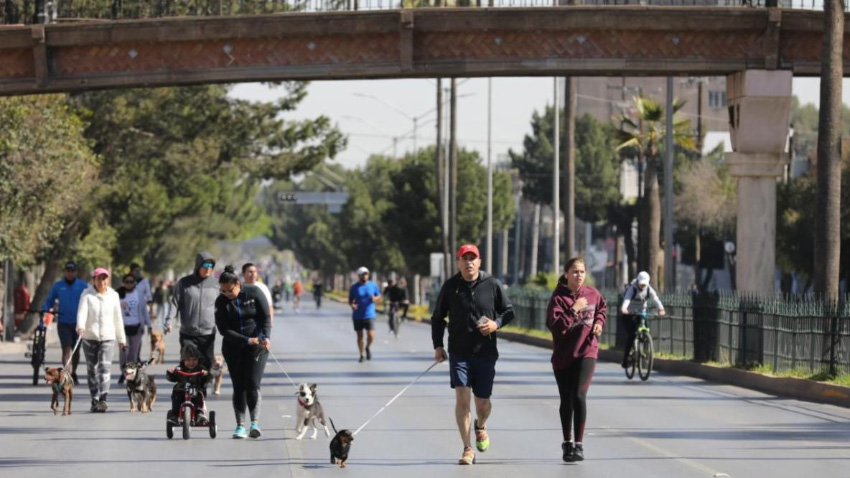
[1,0,839,25]
[509,287,850,376]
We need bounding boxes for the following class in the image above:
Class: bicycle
[166,370,217,440]
[387,301,401,339]
[24,311,47,386]
[624,311,654,382]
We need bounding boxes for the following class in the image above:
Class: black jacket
[214,285,271,349]
[431,271,514,358]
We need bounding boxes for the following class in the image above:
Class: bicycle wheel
[31,333,45,386]
[638,333,654,381]
[182,405,192,440]
[625,341,636,380]
[393,310,401,339]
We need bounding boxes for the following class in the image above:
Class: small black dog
[328,418,354,468]
[123,358,157,413]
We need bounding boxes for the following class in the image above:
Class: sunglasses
[201,262,215,269]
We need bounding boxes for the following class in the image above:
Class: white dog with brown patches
[295,383,330,440]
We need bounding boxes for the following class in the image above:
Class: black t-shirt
[214,285,271,348]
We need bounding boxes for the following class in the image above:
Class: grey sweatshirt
[164,252,218,336]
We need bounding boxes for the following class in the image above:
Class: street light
[340,115,400,158]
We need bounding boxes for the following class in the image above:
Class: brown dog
[211,355,225,395]
[123,360,157,413]
[44,367,74,416]
[150,331,166,364]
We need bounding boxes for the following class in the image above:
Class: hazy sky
[230,76,843,170]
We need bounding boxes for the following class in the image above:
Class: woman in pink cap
[76,267,126,413]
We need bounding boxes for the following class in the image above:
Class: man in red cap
[431,243,514,465]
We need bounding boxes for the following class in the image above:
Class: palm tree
[615,95,694,288]
[814,0,843,301]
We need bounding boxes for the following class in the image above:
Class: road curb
[416,317,850,409]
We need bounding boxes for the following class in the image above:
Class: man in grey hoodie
[164,252,219,370]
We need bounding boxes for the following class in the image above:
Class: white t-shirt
[252,282,274,311]
[121,289,142,326]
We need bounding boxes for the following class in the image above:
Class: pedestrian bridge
[0,4,846,95]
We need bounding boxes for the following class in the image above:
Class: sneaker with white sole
[249,422,262,439]
[232,425,248,439]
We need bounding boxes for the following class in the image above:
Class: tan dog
[211,355,226,395]
[150,331,166,364]
[44,367,74,416]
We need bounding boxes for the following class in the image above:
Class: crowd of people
[20,244,665,464]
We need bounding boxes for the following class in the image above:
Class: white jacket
[76,286,126,344]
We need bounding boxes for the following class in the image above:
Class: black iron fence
[1,0,841,25]
[509,288,850,376]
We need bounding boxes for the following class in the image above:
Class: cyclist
[619,271,665,369]
[42,261,88,385]
[312,279,324,309]
[383,278,409,333]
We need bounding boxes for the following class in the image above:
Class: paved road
[1,301,849,478]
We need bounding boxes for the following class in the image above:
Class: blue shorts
[57,323,79,348]
[449,355,497,399]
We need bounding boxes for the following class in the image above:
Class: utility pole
[553,78,560,274]
[450,78,458,271]
[486,78,494,272]
[664,77,675,291]
[565,76,576,262]
[436,79,450,282]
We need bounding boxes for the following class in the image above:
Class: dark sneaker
[96,400,108,413]
[358,355,365,363]
[90,400,99,413]
[118,375,125,384]
[572,443,584,462]
[248,422,262,439]
[365,347,372,360]
[562,442,574,463]
[72,373,80,386]
[196,413,209,426]
[167,412,179,425]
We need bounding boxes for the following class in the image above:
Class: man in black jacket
[431,244,514,465]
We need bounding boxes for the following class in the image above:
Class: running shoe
[358,355,365,363]
[458,446,475,465]
[249,422,262,439]
[365,347,372,360]
[233,425,248,439]
[572,443,584,462]
[562,442,574,463]
[95,400,108,413]
[196,413,209,426]
[474,419,489,452]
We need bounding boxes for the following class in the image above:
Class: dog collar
[297,397,309,408]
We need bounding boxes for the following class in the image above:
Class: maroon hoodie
[546,277,608,370]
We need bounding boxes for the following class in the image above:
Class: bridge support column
[726,70,792,293]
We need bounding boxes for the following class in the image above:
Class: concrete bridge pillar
[726,70,792,293]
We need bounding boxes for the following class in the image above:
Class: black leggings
[222,342,268,424]
[553,358,596,443]
[622,315,640,363]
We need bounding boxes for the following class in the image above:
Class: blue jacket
[42,278,89,325]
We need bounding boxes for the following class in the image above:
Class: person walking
[42,261,88,385]
[215,266,271,439]
[620,271,665,368]
[546,257,607,462]
[76,268,126,412]
[164,252,219,370]
[431,244,514,465]
[348,267,382,363]
[129,263,154,319]
[117,273,152,384]
[242,263,274,325]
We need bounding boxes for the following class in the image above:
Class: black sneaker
[90,400,99,413]
[365,347,372,360]
[358,356,365,363]
[572,443,584,462]
[72,373,80,386]
[118,375,125,384]
[562,442,574,463]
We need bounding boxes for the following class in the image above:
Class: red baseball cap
[457,244,480,259]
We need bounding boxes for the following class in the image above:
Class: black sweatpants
[222,342,268,424]
[553,358,596,443]
[621,315,640,363]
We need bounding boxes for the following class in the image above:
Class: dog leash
[62,336,83,370]
[267,349,299,392]
[352,360,441,436]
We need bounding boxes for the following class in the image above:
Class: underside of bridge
[0,7,847,96]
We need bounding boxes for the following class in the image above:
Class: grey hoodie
[164,252,219,336]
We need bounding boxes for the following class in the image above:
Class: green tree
[0,95,98,265]
[510,111,620,224]
[615,95,694,288]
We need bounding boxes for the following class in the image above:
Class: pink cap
[92,267,110,279]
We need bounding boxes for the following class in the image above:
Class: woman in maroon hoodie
[546,257,607,463]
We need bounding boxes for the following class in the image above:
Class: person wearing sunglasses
[215,265,271,439]
[165,252,219,371]
[117,273,152,384]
